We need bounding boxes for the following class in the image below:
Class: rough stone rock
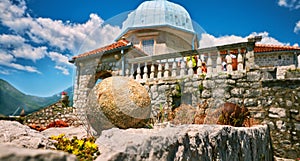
[269,107,286,118]
[95,124,273,161]
[0,120,53,149]
[172,104,196,125]
[0,144,77,161]
[86,76,151,136]
[41,126,88,139]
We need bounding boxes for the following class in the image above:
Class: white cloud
[277,0,300,9]
[12,45,47,61]
[0,0,121,75]
[0,51,40,74]
[199,31,296,48]
[55,65,70,75]
[0,67,11,75]
[199,34,247,48]
[0,51,15,63]
[0,34,25,46]
[47,51,70,66]
[47,51,73,75]
[249,32,291,45]
[294,21,300,33]
[9,63,40,73]
[0,0,121,54]
[278,0,288,7]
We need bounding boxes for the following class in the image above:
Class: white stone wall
[255,52,295,67]
[73,59,99,123]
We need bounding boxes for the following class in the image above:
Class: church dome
[117,0,195,39]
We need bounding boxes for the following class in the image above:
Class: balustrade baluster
[136,63,141,80]
[125,68,130,77]
[207,53,213,77]
[150,63,155,79]
[164,59,170,78]
[130,63,134,79]
[197,55,202,75]
[237,48,244,71]
[188,56,194,76]
[226,50,233,73]
[157,61,163,79]
[143,62,148,80]
[180,57,186,77]
[216,51,222,73]
[172,58,177,77]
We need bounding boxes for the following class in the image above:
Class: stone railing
[115,41,256,83]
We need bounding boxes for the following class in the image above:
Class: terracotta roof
[254,44,300,53]
[72,41,300,62]
[72,39,131,60]
[219,44,300,55]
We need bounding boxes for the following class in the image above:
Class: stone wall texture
[23,101,81,130]
[96,124,273,161]
[72,58,300,159]
[144,70,300,159]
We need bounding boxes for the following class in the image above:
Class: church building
[69,0,300,112]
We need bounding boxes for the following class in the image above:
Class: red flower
[61,91,67,95]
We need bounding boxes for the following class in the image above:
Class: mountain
[0,79,73,116]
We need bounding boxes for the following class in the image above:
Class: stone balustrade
[112,41,255,83]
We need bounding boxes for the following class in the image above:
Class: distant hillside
[0,79,73,116]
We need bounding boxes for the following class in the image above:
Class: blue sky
[0,0,299,97]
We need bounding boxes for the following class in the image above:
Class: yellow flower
[58,133,65,138]
[91,143,98,150]
[49,135,58,140]
[66,145,73,152]
[84,141,92,148]
[72,149,79,155]
[76,140,85,149]
[84,141,98,150]
[63,137,69,142]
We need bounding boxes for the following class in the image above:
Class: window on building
[142,39,154,55]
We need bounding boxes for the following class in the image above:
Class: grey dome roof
[117,0,195,39]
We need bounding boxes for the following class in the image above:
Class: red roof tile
[219,44,300,55]
[72,39,131,59]
[254,44,300,53]
[72,42,300,61]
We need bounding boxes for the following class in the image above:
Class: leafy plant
[217,102,250,127]
[287,68,300,73]
[49,134,100,161]
[198,84,204,93]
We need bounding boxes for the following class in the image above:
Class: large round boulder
[86,76,151,136]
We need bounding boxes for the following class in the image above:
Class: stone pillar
[73,58,99,126]
[245,46,256,71]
